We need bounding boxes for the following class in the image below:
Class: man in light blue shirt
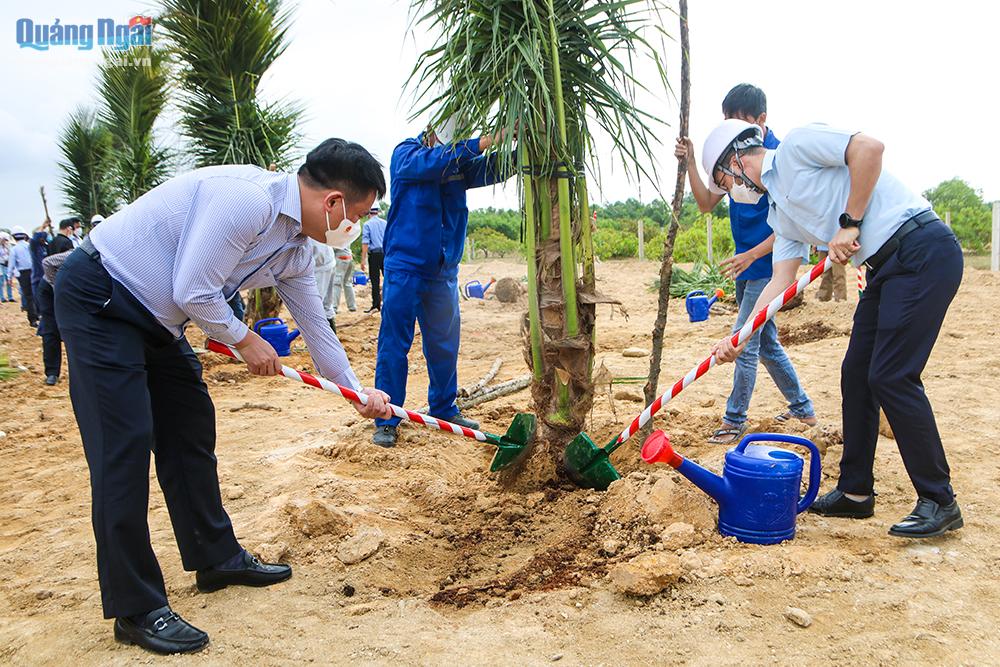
[53,139,393,655]
[360,205,387,312]
[704,120,964,539]
[8,227,37,326]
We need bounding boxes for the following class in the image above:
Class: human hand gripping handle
[233,329,282,376]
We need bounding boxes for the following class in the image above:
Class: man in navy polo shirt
[675,84,815,444]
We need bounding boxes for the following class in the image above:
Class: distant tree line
[466,178,995,262]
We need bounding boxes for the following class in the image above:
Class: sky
[2,0,997,225]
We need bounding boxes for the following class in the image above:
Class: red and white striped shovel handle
[204,339,488,442]
[612,257,833,450]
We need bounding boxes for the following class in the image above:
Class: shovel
[206,340,535,472]
[564,258,833,489]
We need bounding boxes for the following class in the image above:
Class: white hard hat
[91,214,105,224]
[11,225,28,239]
[0,231,11,241]
[701,119,764,195]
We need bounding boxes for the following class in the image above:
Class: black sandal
[707,423,746,445]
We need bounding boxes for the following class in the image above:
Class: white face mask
[729,181,763,205]
[324,198,362,248]
[73,228,83,238]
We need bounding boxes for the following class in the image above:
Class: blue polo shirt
[729,128,780,281]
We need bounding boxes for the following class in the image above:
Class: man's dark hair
[722,83,767,119]
[299,138,386,200]
[58,217,80,230]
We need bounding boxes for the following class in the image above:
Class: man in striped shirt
[54,138,392,655]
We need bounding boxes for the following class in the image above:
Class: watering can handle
[735,433,821,514]
[253,317,283,334]
[686,289,705,297]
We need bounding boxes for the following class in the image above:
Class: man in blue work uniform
[372,121,511,447]
[706,119,964,538]
[675,84,815,445]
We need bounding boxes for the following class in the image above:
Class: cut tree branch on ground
[459,358,503,398]
[417,374,531,414]
[643,0,690,437]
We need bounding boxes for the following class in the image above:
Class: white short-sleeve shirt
[760,123,931,267]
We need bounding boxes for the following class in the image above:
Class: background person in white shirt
[54,138,393,655]
[704,120,964,540]
[309,237,338,328]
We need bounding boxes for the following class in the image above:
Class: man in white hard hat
[703,119,963,539]
[8,226,37,326]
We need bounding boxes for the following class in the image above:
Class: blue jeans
[724,278,814,426]
[0,265,12,300]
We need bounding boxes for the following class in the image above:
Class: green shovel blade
[562,432,621,490]
[487,413,536,472]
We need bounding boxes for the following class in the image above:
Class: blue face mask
[46,233,53,242]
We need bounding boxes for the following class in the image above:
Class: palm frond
[405,0,671,186]
[56,107,118,219]
[159,0,302,168]
[97,45,173,202]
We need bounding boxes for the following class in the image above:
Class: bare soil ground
[2,258,999,666]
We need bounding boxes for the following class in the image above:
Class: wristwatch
[838,212,863,229]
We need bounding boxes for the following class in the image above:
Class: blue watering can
[353,270,369,286]
[253,318,300,357]
[685,289,725,323]
[463,278,495,299]
[642,431,820,545]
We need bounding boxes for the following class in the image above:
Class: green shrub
[468,226,521,258]
[673,216,734,263]
[593,228,638,259]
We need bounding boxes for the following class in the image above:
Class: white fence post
[706,214,714,264]
[637,218,645,261]
[992,201,999,272]
[944,211,951,228]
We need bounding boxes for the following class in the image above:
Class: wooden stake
[706,214,714,264]
[644,0,690,420]
[992,201,999,272]
[638,218,645,260]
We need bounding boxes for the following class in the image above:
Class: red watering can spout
[640,431,683,468]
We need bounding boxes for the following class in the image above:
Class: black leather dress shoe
[196,550,292,593]
[808,489,875,519]
[889,497,963,538]
[436,412,480,430]
[114,606,208,655]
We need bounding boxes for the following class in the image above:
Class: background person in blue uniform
[372,120,512,447]
[675,84,815,444]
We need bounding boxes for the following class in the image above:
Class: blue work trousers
[375,270,461,426]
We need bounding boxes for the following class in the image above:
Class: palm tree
[56,107,118,222]
[408,0,669,478]
[159,0,303,322]
[97,45,173,203]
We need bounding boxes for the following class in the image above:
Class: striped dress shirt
[90,165,362,390]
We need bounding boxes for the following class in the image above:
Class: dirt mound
[494,276,523,303]
[778,321,850,345]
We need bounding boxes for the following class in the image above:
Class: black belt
[862,210,940,273]
[80,237,102,264]
[369,248,384,255]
